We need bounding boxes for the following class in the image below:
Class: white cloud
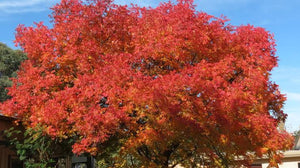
[285,112,300,132]
[286,92,300,102]
[282,93,300,132]
[0,0,160,13]
[194,0,254,11]
[271,66,300,133]
[194,0,291,12]
[0,0,59,13]
[271,66,300,91]
[0,0,43,7]
[114,0,160,7]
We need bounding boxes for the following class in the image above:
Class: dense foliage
[5,125,73,168]
[0,43,26,101]
[0,0,293,167]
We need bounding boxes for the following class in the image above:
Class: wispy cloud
[286,92,300,102]
[194,0,297,27]
[282,92,300,132]
[114,0,160,7]
[0,0,44,8]
[195,0,254,12]
[0,0,160,13]
[272,66,300,84]
[285,112,300,132]
[271,66,300,132]
[195,0,291,12]
[0,0,59,14]
[281,96,300,132]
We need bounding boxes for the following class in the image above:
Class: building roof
[0,114,16,121]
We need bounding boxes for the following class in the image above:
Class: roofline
[0,114,16,121]
[283,150,300,158]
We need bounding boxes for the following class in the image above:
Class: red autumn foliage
[1,0,293,167]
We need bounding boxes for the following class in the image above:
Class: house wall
[0,146,9,168]
[0,115,23,168]
[0,146,20,168]
[253,150,300,168]
[262,161,299,168]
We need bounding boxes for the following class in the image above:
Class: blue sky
[0,0,299,132]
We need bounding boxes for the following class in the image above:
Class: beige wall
[262,162,299,168]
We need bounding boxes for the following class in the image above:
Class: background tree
[0,0,293,167]
[0,42,26,101]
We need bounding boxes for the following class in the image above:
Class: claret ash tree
[1,0,293,167]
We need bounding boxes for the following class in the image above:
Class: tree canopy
[0,42,26,102]
[0,0,293,167]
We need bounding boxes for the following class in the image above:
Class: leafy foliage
[5,126,54,168]
[5,125,73,168]
[0,0,293,167]
[0,42,26,101]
